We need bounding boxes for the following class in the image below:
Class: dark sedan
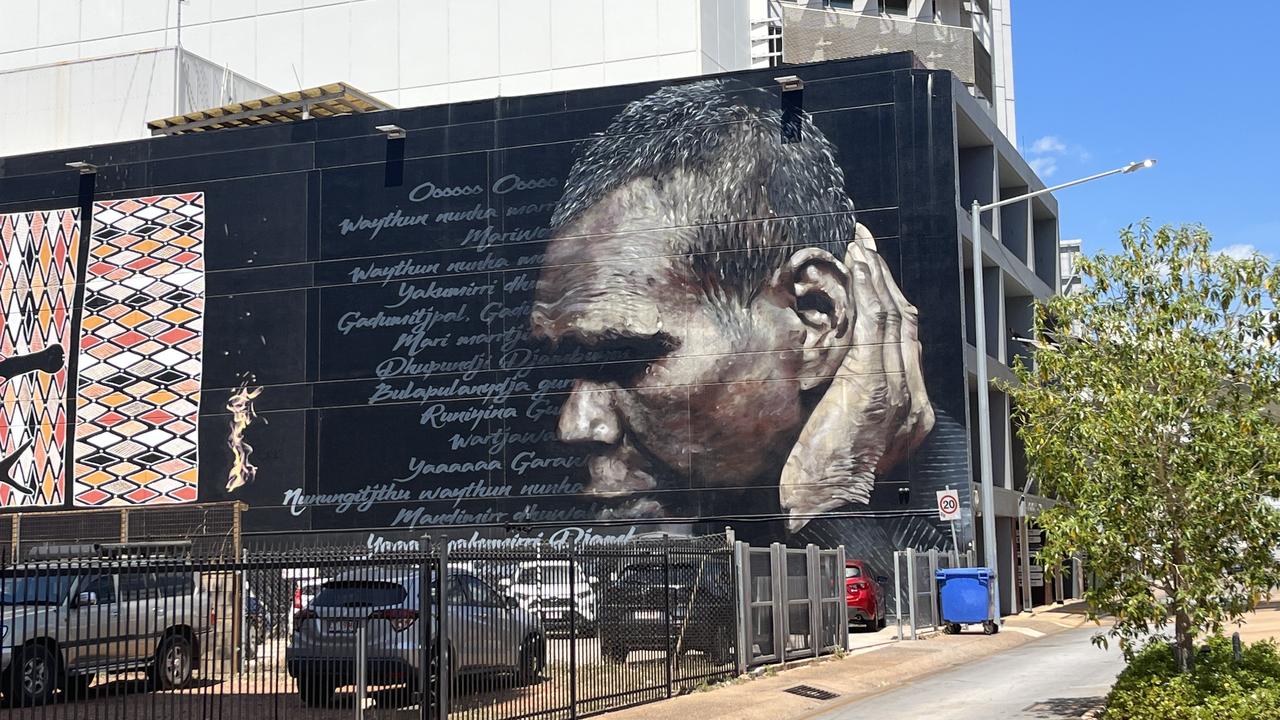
[596,560,735,665]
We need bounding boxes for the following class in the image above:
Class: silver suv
[1,562,211,706]
[287,568,544,707]
[501,560,598,632]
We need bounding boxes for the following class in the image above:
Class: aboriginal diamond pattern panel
[0,209,80,508]
[73,194,204,507]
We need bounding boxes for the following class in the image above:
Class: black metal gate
[0,533,737,720]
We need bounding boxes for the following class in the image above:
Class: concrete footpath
[810,624,1124,720]
[599,602,1100,720]
[1230,599,1280,643]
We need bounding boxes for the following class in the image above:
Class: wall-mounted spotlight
[775,75,805,92]
[66,161,98,175]
[375,124,406,140]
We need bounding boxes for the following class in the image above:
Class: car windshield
[1,574,75,606]
[845,566,863,579]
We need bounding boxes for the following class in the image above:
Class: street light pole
[970,158,1155,628]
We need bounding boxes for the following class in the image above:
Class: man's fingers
[865,250,904,346]
[864,248,908,424]
[846,244,886,347]
[854,222,877,252]
[872,250,933,443]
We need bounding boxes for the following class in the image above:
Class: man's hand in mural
[0,344,65,383]
[779,225,934,531]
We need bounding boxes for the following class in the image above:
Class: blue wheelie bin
[935,567,999,635]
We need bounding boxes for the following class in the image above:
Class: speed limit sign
[937,489,961,522]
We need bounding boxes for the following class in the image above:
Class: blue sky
[1013,4,1279,259]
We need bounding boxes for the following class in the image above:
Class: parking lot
[4,629,731,720]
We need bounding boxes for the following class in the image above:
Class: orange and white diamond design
[73,194,204,507]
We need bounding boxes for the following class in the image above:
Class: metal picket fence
[888,547,975,640]
[733,543,847,668]
[0,532,743,720]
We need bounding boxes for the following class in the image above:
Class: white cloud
[1025,134,1090,180]
[1030,135,1067,155]
[1028,156,1058,178]
[1218,243,1266,260]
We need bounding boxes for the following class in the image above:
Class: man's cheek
[620,388,695,452]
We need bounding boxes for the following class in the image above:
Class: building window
[879,0,910,16]
[827,0,854,9]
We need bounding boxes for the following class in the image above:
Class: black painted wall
[0,54,971,568]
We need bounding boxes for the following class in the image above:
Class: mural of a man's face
[531,172,833,495]
[531,80,935,529]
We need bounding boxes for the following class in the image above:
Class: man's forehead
[532,245,676,342]
[534,185,689,342]
[546,178,681,261]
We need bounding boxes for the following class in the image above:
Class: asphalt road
[813,624,1125,720]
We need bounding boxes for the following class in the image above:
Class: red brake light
[370,608,418,632]
[293,588,303,610]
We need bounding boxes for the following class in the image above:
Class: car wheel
[516,635,543,685]
[297,674,337,707]
[63,672,95,700]
[9,644,58,706]
[152,634,194,690]
[602,641,629,664]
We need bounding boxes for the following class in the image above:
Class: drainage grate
[784,685,840,701]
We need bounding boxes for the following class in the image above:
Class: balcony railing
[780,3,981,91]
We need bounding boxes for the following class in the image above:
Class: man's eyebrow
[550,327,681,355]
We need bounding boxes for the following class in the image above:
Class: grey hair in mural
[532,80,934,530]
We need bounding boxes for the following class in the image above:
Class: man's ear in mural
[778,247,854,390]
[779,223,936,531]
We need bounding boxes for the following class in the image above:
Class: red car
[845,560,887,630]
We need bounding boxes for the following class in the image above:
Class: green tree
[1006,223,1280,673]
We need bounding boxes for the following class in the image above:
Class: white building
[0,0,1014,157]
[775,0,1015,138]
